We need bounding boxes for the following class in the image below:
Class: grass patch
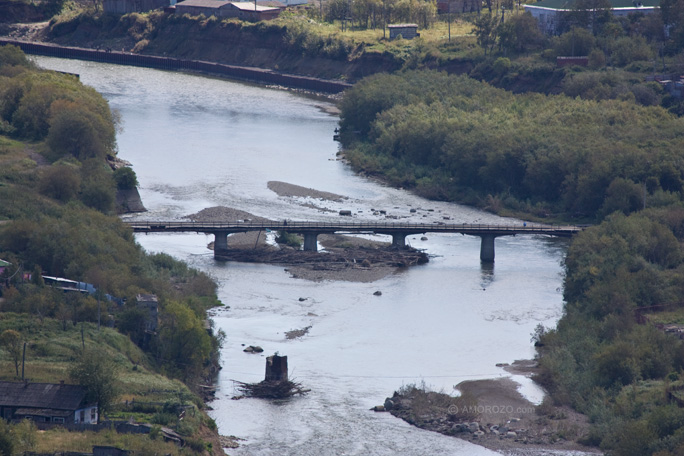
[34,428,183,454]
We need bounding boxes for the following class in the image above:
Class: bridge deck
[125,221,583,237]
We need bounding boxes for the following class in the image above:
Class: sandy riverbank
[383,359,600,456]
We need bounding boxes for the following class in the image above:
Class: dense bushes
[535,209,684,455]
[339,70,684,221]
[0,46,222,385]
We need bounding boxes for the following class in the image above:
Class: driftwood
[233,379,309,399]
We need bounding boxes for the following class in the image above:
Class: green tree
[0,419,13,456]
[0,45,32,68]
[12,419,36,453]
[0,330,22,376]
[69,348,119,422]
[158,301,213,381]
[497,12,544,54]
[39,164,81,202]
[473,12,499,55]
[660,0,684,52]
[113,166,138,190]
[47,99,111,161]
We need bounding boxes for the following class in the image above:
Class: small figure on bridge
[523,222,527,227]
[283,220,288,226]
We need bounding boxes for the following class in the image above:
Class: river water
[34,57,576,455]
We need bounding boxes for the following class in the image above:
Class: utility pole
[448,1,451,42]
[21,342,26,380]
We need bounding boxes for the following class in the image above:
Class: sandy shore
[267,181,347,202]
[384,359,600,455]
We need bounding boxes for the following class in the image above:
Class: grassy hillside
[0,45,224,454]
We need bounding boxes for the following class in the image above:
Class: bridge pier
[392,232,408,248]
[213,231,228,255]
[303,233,318,252]
[479,234,497,263]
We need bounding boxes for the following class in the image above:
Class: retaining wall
[0,38,352,94]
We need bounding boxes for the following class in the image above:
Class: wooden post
[21,342,26,380]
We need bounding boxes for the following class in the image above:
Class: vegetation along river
[34,56,582,455]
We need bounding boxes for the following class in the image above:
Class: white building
[524,0,660,34]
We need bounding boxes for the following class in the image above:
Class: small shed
[388,24,419,40]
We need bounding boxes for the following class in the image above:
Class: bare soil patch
[268,181,347,202]
[384,363,600,456]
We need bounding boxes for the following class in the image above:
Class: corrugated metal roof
[228,2,280,11]
[527,0,659,9]
[0,382,88,411]
[176,0,231,8]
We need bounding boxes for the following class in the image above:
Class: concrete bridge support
[303,233,319,252]
[479,234,497,263]
[392,232,408,248]
[213,231,229,258]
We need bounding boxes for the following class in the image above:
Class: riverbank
[384,360,601,456]
[0,37,352,94]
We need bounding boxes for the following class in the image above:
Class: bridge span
[125,220,583,262]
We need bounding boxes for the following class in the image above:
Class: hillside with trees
[2,0,682,113]
[0,44,224,454]
[338,69,684,221]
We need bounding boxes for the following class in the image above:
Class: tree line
[339,69,684,221]
[0,44,221,385]
[534,208,684,456]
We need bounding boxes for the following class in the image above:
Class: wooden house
[174,0,280,20]
[0,381,98,424]
[524,0,660,35]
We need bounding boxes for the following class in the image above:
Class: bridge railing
[124,220,583,234]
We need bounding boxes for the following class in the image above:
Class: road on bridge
[125,220,584,262]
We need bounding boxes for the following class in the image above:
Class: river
[34,57,576,455]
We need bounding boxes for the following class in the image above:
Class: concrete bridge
[125,220,583,262]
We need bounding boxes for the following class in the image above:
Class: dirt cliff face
[43,12,403,81]
[0,0,45,23]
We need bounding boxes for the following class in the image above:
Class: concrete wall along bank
[0,39,352,94]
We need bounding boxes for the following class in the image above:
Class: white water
[34,57,577,455]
